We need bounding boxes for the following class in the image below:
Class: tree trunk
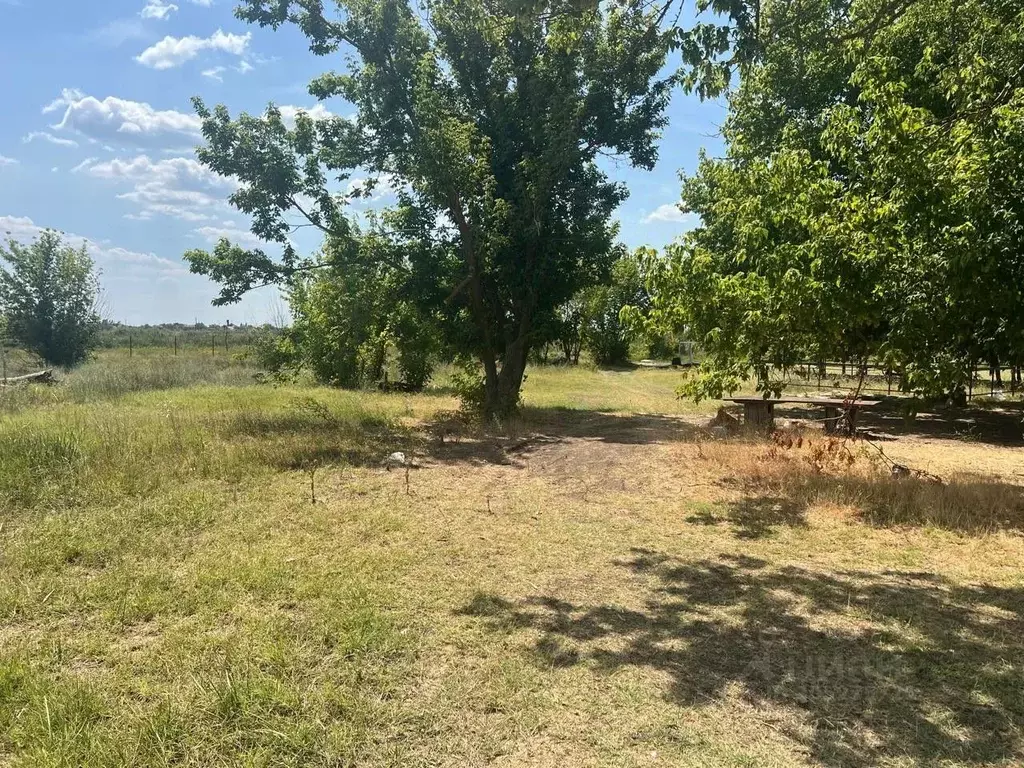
[445,192,534,420]
[482,325,531,420]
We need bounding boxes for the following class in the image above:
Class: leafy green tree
[0,230,100,368]
[646,0,1024,399]
[183,0,681,417]
[581,249,647,365]
[554,296,585,365]
[254,231,440,389]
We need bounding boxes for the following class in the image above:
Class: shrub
[0,230,100,368]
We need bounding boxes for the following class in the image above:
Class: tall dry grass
[699,431,1024,533]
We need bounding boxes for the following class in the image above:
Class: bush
[262,239,440,390]
[0,230,100,368]
[581,253,647,366]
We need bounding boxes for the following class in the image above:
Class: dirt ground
[333,398,1024,766]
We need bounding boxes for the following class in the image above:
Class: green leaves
[0,231,101,368]
[186,0,682,414]
[652,0,1024,399]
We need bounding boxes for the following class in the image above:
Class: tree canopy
[643,0,1024,399]
[0,230,101,368]
[185,0,684,416]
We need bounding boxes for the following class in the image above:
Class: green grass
[0,356,1022,766]
[0,380,417,766]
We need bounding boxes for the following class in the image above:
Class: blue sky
[0,0,725,325]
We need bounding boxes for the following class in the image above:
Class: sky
[0,0,726,326]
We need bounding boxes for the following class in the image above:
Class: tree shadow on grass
[219,402,702,470]
[686,496,808,540]
[514,406,701,445]
[460,550,1024,767]
[714,467,1024,535]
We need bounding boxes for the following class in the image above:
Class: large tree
[185,0,681,417]
[644,0,1024,399]
[0,230,101,368]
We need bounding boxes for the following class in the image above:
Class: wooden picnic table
[725,396,880,434]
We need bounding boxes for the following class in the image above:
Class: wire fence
[0,330,263,381]
[99,331,258,358]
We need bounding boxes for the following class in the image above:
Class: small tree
[251,233,440,389]
[581,250,647,366]
[0,230,100,368]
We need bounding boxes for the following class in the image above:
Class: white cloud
[643,204,698,226]
[22,131,79,148]
[85,155,229,187]
[125,205,214,222]
[188,0,213,5]
[141,0,178,19]
[71,157,98,173]
[120,184,219,207]
[202,66,226,81]
[235,59,253,74]
[276,104,333,126]
[136,29,250,69]
[51,166,59,173]
[0,214,186,275]
[45,89,201,148]
[84,154,235,222]
[0,155,17,167]
[195,224,267,248]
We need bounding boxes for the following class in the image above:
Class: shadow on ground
[706,469,1024,536]
[460,550,1024,767]
[416,408,701,467]
[687,496,809,540]
[218,401,701,470]
[515,407,701,444]
[771,398,1024,446]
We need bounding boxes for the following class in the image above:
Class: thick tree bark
[479,316,532,420]
[447,191,534,420]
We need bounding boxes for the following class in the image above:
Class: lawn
[1,355,1022,766]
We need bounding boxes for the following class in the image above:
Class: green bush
[0,231,100,368]
[581,253,647,366]
[264,239,440,391]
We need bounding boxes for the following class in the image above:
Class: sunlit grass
[0,359,1022,766]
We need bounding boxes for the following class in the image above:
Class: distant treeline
[96,322,281,350]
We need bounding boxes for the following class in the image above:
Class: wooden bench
[724,397,880,434]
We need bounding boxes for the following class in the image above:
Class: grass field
[1,353,1022,766]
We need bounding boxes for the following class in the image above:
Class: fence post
[129,333,133,358]
[212,334,216,356]
[174,335,178,356]
[225,332,229,353]
[2,340,6,383]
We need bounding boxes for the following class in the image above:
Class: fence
[101,331,259,358]
[0,330,262,381]
[788,361,1023,400]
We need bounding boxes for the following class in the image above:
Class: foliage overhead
[185,0,684,416]
[0,230,101,368]
[644,0,1024,399]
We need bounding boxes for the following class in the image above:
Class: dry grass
[0,363,1022,766]
[692,431,1024,534]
